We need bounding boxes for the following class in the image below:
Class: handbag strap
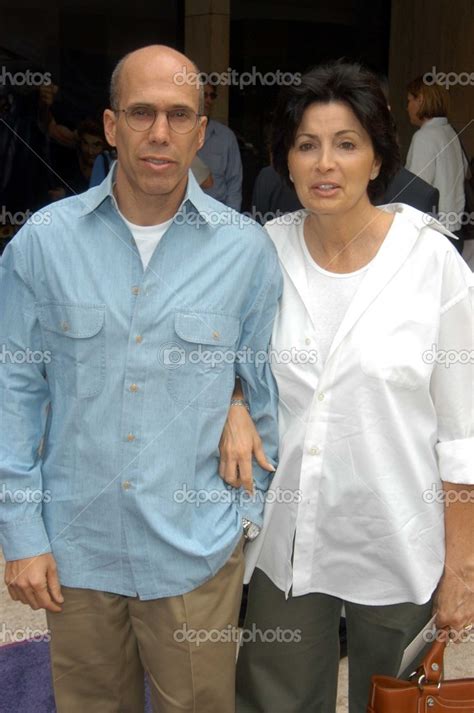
[418,638,447,684]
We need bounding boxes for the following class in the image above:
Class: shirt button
[129,383,139,392]
[212,331,220,341]
[309,446,321,456]
[126,433,135,442]
[122,480,131,490]
[131,286,140,296]
[305,338,311,345]
[135,335,143,344]
[318,392,325,401]
[61,321,70,332]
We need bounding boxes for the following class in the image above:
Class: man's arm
[228,239,282,526]
[37,84,78,148]
[0,235,63,611]
[224,131,243,211]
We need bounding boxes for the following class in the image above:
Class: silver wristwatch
[242,518,261,541]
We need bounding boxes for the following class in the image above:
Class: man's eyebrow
[126,101,196,111]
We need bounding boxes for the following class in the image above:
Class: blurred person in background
[197,82,243,210]
[406,76,468,252]
[46,118,106,199]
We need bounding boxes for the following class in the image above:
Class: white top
[299,224,370,366]
[406,117,468,232]
[120,213,173,270]
[244,205,473,606]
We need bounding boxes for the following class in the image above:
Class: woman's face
[287,101,381,216]
[407,92,423,126]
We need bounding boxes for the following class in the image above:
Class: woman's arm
[219,379,275,494]
[430,253,474,639]
[433,482,474,640]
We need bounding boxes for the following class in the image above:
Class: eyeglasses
[115,106,202,134]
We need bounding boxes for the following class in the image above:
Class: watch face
[244,522,261,541]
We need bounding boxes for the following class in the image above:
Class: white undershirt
[120,213,174,269]
[111,186,173,269]
[298,225,370,366]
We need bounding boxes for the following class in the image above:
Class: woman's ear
[370,157,382,181]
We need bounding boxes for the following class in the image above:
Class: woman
[219,62,474,713]
[406,76,468,247]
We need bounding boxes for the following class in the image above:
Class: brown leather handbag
[367,638,474,712]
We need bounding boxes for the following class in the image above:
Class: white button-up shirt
[245,204,474,606]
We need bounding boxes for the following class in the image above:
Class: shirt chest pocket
[166,311,240,410]
[359,321,435,391]
[38,302,106,399]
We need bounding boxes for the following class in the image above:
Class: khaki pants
[47,538,244,713]
[236,568,433,713]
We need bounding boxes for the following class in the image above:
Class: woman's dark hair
[271,61,401,203]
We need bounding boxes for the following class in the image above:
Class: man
[0,45,281,713]
[197,82,243,210]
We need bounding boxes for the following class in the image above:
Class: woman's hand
[219,404,275,494]
[434,566,474,643]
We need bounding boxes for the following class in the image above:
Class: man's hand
[5,553,64,613]
[219,403,275,494]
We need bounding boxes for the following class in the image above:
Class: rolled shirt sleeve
[0,237,52,560]
[432,252,474,484]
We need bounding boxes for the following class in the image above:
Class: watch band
[230,398,249,411]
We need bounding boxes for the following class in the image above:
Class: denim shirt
[0,168,282,599]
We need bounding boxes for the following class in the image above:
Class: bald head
[110,45,204,115]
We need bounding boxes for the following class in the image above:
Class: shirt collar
[79,161,214,223]
[378,202,457,240]
[422,117,449,128]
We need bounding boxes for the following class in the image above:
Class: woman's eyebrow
[295,129,362,139]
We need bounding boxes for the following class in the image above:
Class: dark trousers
[236,568,433,713]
